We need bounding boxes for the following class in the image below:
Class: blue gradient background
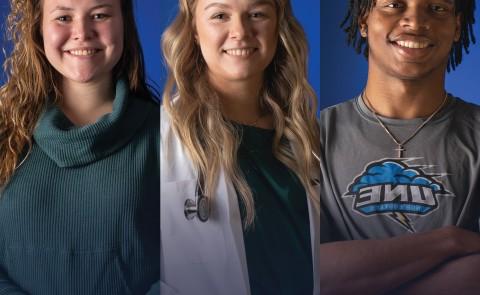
[0,1,319,104]
[321,2,480,109]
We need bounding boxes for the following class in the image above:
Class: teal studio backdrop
[0,0,320,109]
[320,1,480,109]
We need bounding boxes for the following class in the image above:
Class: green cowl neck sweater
[0,80,160,295]
[34,80,151,167]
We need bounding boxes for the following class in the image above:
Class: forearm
[320,227,480,295]
[392,254,480,295]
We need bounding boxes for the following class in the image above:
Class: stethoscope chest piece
[184,194,210,222]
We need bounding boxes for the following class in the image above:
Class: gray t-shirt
[320,95,480,242]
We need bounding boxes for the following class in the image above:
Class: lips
[223,47,257,57]
[65,48,101,56]
[388,35,435,60]
[394,40,431,49]
[390,35,434,49]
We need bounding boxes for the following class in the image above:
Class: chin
[226,70,262,81]
[391,60,448,80]
[388,66,437,81]
[65,73,97,84]
[227,74,253,81]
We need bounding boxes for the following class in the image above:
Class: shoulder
[160,103,196,181]
[320,97,358,122]
[120,95,160,158]
[131,96,160,142]
[160,104,172,135]
[160,97,185,145]
[142,98,160,130]
[449,96,480,128]
[319,97,359,136]
[160,104,175,147]
[451,96,480,116]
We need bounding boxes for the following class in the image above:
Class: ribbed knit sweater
[0,80,159,295]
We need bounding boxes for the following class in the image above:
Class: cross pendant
[394,145,405,158]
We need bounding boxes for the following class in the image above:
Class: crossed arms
[320,226,480,295]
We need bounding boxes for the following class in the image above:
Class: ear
[358,14,369,38]
[454,13,461,42]
[359,24,368,37]
[192,19,199,44]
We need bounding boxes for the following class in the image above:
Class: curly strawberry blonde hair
[0,0,150,187]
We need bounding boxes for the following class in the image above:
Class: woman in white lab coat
[160,0,320,294]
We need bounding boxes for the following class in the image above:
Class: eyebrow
[437,0,455,6]
[49,4,113,14]
[204,0,274,11]
[430,0,455,4]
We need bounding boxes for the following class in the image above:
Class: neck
[365,65,447,119]
[60,76,115,126]
[208,72,273,129]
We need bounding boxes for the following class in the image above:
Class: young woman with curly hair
[0,0,159,293]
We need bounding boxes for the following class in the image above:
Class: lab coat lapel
[161,108,250,295]
[214,170,251,295]
[291,141,321,295]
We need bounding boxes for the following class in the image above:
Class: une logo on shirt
[343,159,453,232]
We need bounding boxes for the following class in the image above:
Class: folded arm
[392,253,480,295]
[320,226,480,295]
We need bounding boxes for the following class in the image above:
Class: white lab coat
[160,107,320,295]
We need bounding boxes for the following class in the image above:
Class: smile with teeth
[395,40,431,49]
[224,48,256,56]
[68,49,99,56]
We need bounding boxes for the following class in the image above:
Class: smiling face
[360,0,460,80]
[41,0,124,84]
[194,0,278,85]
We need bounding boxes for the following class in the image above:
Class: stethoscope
[184,174,210,222]
[184,150,321,222]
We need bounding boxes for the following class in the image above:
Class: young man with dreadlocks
[320,0,480,294]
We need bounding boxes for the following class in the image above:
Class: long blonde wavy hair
[162,0,320,227]
[0,0,151,187]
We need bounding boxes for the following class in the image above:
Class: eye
[250,11,266,18]
[431,4,447,12]
[55,15,72,22]
[92,13,110,20]
[385,2,405,8]
[211,13,228,20]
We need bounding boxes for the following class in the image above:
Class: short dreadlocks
[341,0,476,71]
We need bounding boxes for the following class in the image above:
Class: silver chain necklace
[362,91,448,158]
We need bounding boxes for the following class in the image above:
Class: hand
[392,254,480,295]
[437,226,480,256]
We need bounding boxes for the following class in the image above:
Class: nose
[399,7,430,31]
[229,16,252,40]
[72,18,96,41]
